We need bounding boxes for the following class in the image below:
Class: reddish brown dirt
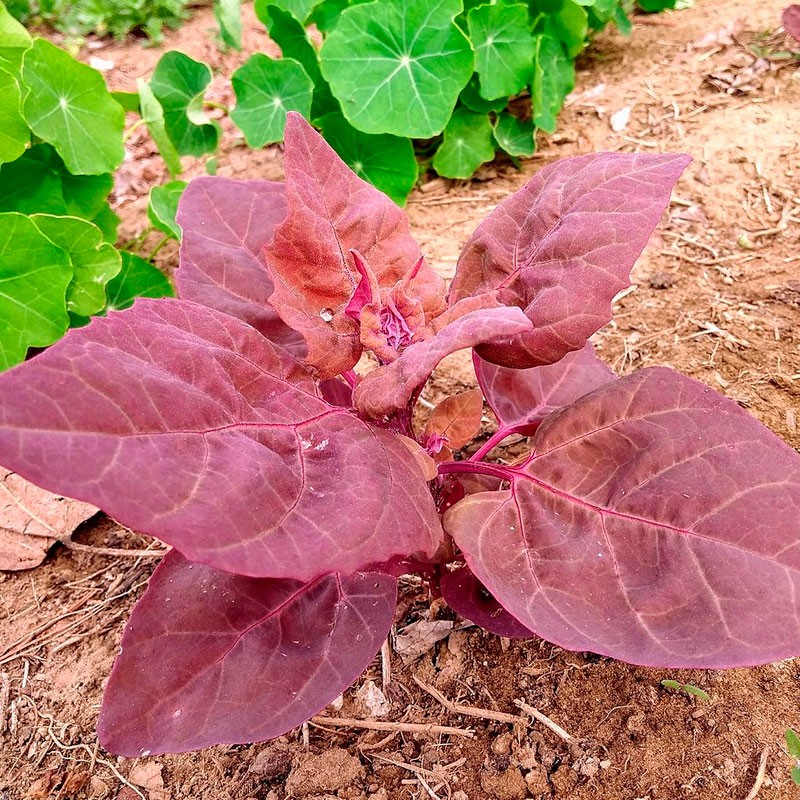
[2,1,799,798]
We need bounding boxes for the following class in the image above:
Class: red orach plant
[0,114,798,756]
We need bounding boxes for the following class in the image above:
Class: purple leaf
[440,566,535,639]
[175,176,305,354]
[353,307,532,419]
[784,5,800,42]
[0,299,443,579]
[449,153,690,368]
[263,113,445,378]
[475,343,615,434]
[98,551,396,755]
[445,368,800,667]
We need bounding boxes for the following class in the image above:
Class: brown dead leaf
[424,389,484,449]
[0,469,98,571]
[394,619,454,661]
[129,761,169,800]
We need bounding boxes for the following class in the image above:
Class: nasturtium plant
[2,115,796,758]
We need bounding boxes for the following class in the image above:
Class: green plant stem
[203,100,229,113]
[124,119,146,142]
[124,226,155,254]
[148,234,170,261]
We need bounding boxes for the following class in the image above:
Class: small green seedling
[786,728,800,785]
[660,679,710,701]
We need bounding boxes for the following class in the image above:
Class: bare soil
[2,1,799,799]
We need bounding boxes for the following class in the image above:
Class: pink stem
[341,370,357,389]
[469,425,516,462]
[437,460,513,482]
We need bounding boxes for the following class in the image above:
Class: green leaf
[105,251,174,311]
[792,766,800,786]
[467,2,534,100]
[230,55,314,147]
[459,74,508,113]
[317,111,418,206]
[90,204,121,243]
[0,2,31,77]
[310,0,350,31]
[30,214,122,317]
[255,0,320,23]
[544,0,588,58]
[660,679,681,690]
[682,684,710,702]
[148,181,188,240]
[637,0,677,10]
[215,0,242,49]
[432,106,495,179]
[531,33,574,134]
[149,51,220,158]
[319,0,474,138]
[256,3,339,120]
[0,67,29,164]
[493,112,535,157]
[112,91,141,113]
[612,5,632,35]
[21,39,125,175]
[137,77,183,177]
[0,212,72,370]
[786,729,800,759]
[0,144,113,218]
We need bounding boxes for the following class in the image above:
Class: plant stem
[437,460,513,482]
[469,426,515,462]
[341,370,357,389]
[203,100,229,113]
[148,234,170,261]
[123,119,146,142]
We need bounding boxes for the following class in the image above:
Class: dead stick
[413,675,525,726]
[310,716,473,739]
[743,746,769,800]
[514,699,574,742]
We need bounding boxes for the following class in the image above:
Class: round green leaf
[30,214,122,317]
[148,181,188,240]
[0,67,29,164]
[0,3,31,77]
[0,212,72,370]
[467,2,534,101]
[0,143,113,218]
[21,39,125,176]
[432,106,495,179]
[317,112,418,206]
[319,0,474,138]
[544,0,588,58]
[149,52,220,158]
[105,252,174,312]
[493,112,535,157]
[231,55,314,147]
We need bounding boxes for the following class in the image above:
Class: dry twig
[309,715,474,739]
[743,746,769,800]
[413,675,525,726]
[514,699,574,742]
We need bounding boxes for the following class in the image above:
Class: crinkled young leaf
[21,40,125,176]
[175,175,303,354]
[450,152,690,368]
[230,55,314,148]
[264,113,444,378]
[318,111,418,206]
[432,107,495,180]
[354,307,532,418]
[319,0,474,138]
[98,551,396,755]
[531,34,574,134]
[441,566,535,639]
[30,214,121,317]
[106,252,174,311]
[445,367,800,667]
[467,2,534,101]
[0,68,28,165]
[0,299,443,578]
[475,343,615,434]
[0,212,72,370]
[493,112,535,158]
[148,181,187,240]
[0,144,113,219]
[149,52,220,158]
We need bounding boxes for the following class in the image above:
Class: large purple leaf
[98,551,396,755]
[445,368,800,667]
[475,343,615,434]
[353,307,532,419]
[441,566,535,639]
[175,176,304,354]
[0,299,442,579]
[449,153,690,368]
[264,113,445,379]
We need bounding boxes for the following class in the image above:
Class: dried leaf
[0,469,97,571]
[394,619,453,660]
[424,389,484,450]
